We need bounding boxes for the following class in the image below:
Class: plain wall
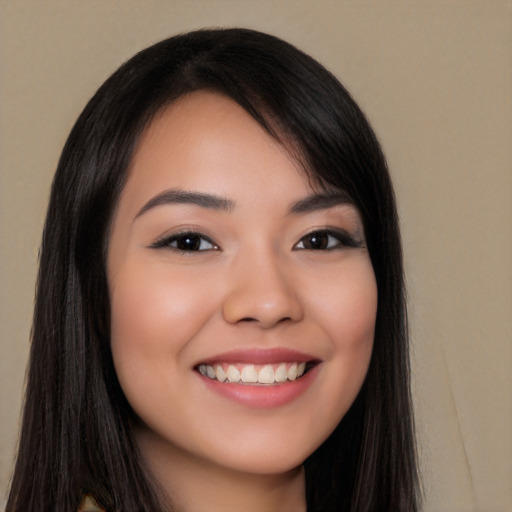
[1,1,511,510]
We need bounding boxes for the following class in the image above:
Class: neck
[136,427,307,512]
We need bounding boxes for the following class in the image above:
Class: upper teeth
[198,362,307,384]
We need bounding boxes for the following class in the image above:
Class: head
[9,28,418,512]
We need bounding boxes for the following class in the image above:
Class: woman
[7,28,420,511]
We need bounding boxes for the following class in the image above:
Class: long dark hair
[7,28,420,511]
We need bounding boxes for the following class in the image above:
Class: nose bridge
[222,243,303,327]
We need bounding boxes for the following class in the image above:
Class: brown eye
[300,232,331,250]
[294,229,362,251]
[151,232,218,252]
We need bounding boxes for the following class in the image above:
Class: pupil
[179,235,200,251]
[307,233,327,249]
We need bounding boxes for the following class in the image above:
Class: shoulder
[78,494,105,512]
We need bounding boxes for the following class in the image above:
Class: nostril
[238,316,292,324]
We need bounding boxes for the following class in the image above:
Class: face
[107,91,377,476]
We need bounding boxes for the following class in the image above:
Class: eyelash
[150,231,219,252]
[150,228,363,253]
[293,229,363,251]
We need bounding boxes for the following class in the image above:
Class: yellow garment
[78,494,104,512]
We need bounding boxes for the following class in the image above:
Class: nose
[222,251,304,328]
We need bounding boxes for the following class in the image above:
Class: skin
[107,91,377,512]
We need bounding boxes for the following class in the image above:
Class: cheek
[304,259,377,422]
[109,261,215,389]
[309,258,378,349]
[330,264,377,374]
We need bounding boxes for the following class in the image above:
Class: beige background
[1,1,511,510]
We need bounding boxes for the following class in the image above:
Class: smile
[197,362,308,385]
[194,349,320,408]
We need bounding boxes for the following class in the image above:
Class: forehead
[123,91,316,203]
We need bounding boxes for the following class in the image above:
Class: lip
[197,348,317,365]
[194,348,321,409]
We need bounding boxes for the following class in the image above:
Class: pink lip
[197,348,318,365]
[195,348,321,409]
[198,365,319,409]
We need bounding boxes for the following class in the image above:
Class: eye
[293,229,362,251]
[150,232,219,252]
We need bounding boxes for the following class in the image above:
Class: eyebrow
[136,189,235,218]
[135,188,353,219]
[289,191,353,214]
